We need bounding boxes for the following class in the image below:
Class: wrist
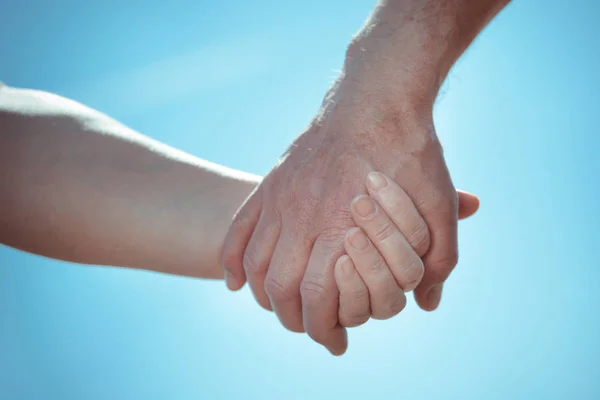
[342,0,510,108]
[314,74,437,156]
[189,173,259,280]
[341,28,457,110]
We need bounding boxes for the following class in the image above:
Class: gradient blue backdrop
[1,0,599,399]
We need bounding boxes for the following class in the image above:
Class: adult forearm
[0,86,258,278]
[343,0,510,109]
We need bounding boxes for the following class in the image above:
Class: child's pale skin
[319,172,478,354]
[0,85,479,355]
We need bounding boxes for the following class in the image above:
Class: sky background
[1,0,600,399]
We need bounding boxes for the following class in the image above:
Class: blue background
[1,0,599,398]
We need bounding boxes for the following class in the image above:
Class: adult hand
[222,75,463,354]
[221,0,509,354]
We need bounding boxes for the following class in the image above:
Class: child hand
[335,171,479,327]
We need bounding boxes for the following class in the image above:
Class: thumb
[458,190,480,220]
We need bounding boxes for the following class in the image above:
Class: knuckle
[366,257,388,273]
[300,279,328,303]
[373,221,396,242]
[242,251,263,275]
[375,294,406,320]
[409,221,431,255]
[403,255,425,275]
[400,257,425,290]
[350,285,369,301]
[341,310,370,328]
[264,277,295,303]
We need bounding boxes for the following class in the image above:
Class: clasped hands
[221,76,479,355]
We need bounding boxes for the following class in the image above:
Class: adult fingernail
[427,283,443,308]
[352,195,376,218]
[348,228,369,250]
[367,171,388,191]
